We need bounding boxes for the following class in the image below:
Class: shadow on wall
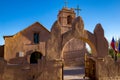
[0,45,4,57]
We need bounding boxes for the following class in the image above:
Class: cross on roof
[64,0,68,8]
[75,5,81,16]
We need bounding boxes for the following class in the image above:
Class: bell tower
[58,7,76,34]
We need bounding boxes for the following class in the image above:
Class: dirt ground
[64,66,89,80]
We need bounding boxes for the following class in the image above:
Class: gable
[4,22,50,41]
[16,22,50,37]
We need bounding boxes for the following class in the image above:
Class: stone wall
[96,55,120,80]
[0,58,63,80]
[0,58,6,80]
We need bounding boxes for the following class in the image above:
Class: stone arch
[61,37,86,66]
[61,31,97,59]
[47,16,108,61]
[61,16,108,59]
[30,51,43,64]
[45,12,109,80]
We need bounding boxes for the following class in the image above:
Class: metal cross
[64,0,68,8]
[75,5,81,16]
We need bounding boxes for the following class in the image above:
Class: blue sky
[0,0,120,45]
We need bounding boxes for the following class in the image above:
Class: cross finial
[64,0,68,8]
[75,5,81,16]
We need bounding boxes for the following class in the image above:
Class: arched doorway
[62,38,86,67]
[62,38,86,80]
[30,51,42,64]
[62,36,97,80]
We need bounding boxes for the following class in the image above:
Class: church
[0,7,86,66]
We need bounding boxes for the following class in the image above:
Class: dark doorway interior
[30,51,42,64]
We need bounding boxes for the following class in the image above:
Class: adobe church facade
[3,22,50,64]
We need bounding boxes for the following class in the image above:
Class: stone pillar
[94,23,108,58]
[53,60,63,80]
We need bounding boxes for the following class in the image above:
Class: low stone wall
[96,55,120,80]
[2,55,120,80]
[0,58,63,80]
[2,64,36,80]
